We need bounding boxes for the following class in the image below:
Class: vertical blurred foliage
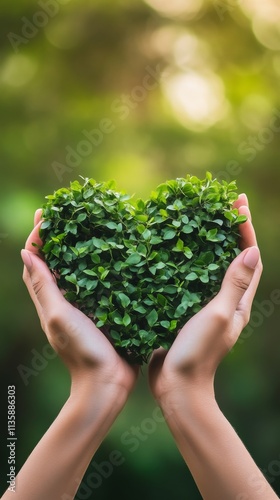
[0,0,279,497]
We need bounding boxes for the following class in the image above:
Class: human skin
[2,195,277,500]
[2,211,139,500]
[148,194,279,499]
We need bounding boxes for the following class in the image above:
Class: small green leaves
[125,253,142,266]
[163,229,176,240]
[186,272,198,281]
[118,293,131,308]
[40,173,245,364]
[147,309,158,327]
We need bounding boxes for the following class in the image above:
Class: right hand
[149,194,263,403]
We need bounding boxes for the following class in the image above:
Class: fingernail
[240,193,248,203]
[243,246,260,270]
[21,249,33,273]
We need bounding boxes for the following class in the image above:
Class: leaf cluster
[39,173,246,364]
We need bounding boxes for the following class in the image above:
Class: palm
[24,211,139,394]
[149,194,262,399]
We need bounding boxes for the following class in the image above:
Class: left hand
[22,209,139,401]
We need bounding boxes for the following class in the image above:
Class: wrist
[155,376,216,420]
[70,369,129,417]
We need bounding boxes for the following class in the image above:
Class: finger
[25,220,43,253]
[238,207,257,249]
[21,249,65,322]
[215,246,260,316]
[22,264,44,320]
[238,205,251,221]
[34,209,43,227]
[233,193,249,210]
[237,258,263,314]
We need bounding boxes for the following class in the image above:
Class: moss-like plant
[39,173,246,364]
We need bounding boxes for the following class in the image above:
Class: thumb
[215,246,260,315]
[21,249,65,320]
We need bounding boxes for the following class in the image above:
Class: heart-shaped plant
[39,173,246,364]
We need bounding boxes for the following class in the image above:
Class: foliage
[39,173,246,364]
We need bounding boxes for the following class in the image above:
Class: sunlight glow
[239,94,274,131]
[163,70,228,131]
[1,55,37,87]
[143,0,204,19]
[241,0,280,51]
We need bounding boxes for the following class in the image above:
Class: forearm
[160,384,278,500]
[2,378,127,500]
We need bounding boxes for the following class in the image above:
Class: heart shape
[40,173,245,364]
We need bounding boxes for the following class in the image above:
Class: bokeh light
[1,54,37,87]
[1,1,280,498]
[143,0,204,19]
[241,0,280,50]
[162,70,229,131]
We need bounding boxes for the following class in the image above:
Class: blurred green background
[1,0,280,498]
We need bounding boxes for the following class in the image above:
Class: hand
[149,194,262,403]
[22,209,139,401]
[3,209,139,500]
[147,196,278,500]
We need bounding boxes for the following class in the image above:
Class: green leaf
[200,274,209,283]
[164,285,177,294]
[160,320,170,329]
[123,313,131,327]
[65,273,77,285]
[142,228,151,240]
[163,230,176,240]
[77,213,87,223]
[208,263,219,271]
[157,294,167,307]
[175,238,184,251]
[236,215,247,224]
[105,221,118,230]
[83,269,97,276]
[136,224,146,234]
[174,303,188,318]
[147,309,158,327]
[201,251,214,265]
[126,253,142,265]
[184,247,193,259]
[118,293,131,308]
[40,174,243,365]
[181,224,193,234]
[133,305,147,314]
[110,330,121,341]
[206,228,219,242]
[186,272,198,281]
[150,236,163,245]
[137,243,147,256]
[41,220,51,229]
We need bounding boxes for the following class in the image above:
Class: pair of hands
[21,194,262,410]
